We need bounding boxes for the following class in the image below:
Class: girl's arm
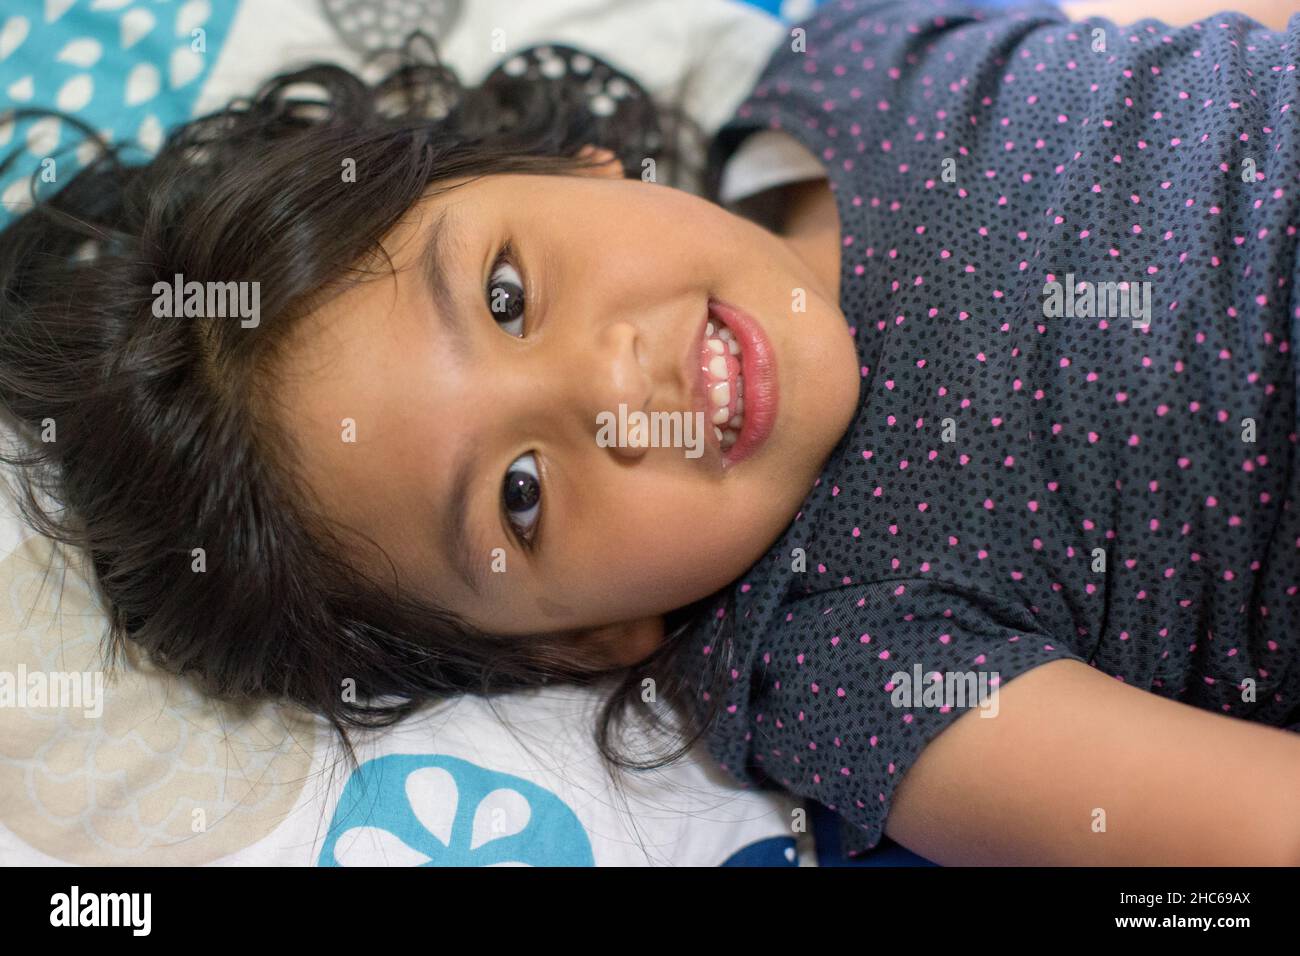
[884,658,1300,865]
[1059,0,1295,30]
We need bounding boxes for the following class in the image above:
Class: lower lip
[708,298,778,468]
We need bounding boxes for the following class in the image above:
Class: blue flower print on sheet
[0,0,236,228]
[319,753,595,867]
[721,836,800,866]
[730,0,825,21]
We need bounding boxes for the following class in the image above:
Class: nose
[584,320,653,460]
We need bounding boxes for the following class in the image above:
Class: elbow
[1286,810,1300,867]
[1267,767,1300,866]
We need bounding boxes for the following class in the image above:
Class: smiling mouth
[694,298,778,468]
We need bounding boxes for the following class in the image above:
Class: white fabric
[719,128,829,205]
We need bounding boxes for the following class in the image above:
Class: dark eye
[503,452,541,541]
[487,252,526,336]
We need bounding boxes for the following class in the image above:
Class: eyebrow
[421,205,468,361]
[420,204,493,598]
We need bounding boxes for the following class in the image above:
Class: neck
[777,178,843,306]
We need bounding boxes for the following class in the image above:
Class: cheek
[590,183,723,258]
[587,472,782,597]
[773,303,860,460]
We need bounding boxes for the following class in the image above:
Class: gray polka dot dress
[682,0,1300,856]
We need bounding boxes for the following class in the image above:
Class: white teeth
[701,322,746,451]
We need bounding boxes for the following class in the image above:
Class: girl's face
[275,151,860,665]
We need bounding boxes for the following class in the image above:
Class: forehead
[267,195,460,574]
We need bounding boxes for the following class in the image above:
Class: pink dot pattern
[685,0,1300,857]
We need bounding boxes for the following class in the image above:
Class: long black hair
[0,32,737,782]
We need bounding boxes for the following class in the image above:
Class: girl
[2,0,1299,866]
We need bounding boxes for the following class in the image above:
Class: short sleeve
[704,0,1069,181]
[705,578,1087,857]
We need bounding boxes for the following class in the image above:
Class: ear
[574,145,623,179]
[573,614,665,668]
